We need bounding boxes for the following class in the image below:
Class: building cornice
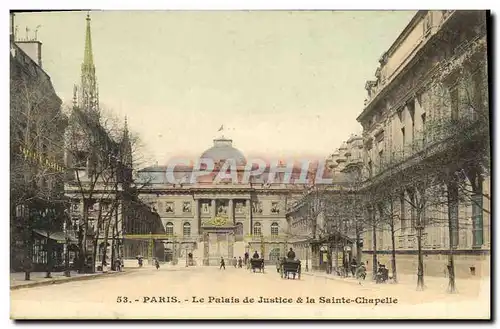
[357,11,459,123]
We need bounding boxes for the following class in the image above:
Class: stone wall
[361,252,490,279]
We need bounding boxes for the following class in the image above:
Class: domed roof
[200,137,246,166]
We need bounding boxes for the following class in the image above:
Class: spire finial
[73,85,78,108]
[83,12,94,68]
[124,116,128,130]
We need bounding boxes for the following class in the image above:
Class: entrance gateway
[202,216,235,266]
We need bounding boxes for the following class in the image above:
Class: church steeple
[79,12,99,118]
[121,116,133,168]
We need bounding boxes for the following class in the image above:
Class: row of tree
[288,35,489,292]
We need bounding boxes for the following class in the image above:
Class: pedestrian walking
[220,257,225,270]
[238,257,243,268]
[233,257,237,268]
[155,258,160,270]
[350,257,357,277]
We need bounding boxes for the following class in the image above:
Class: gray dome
[200,137,246,166]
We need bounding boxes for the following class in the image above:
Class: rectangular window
[471,69,484,120]
[472,194,484,247]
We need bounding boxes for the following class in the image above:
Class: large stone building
[10,14,68,272]
[137,136,324,265]
[285,11,490,280]
[357,10,490,278]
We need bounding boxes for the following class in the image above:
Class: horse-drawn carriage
[250,258,265,273]
[280,259,301,279]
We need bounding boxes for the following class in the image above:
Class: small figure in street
[155,258,160,270]
[287,248,296,260]
[252,250,260,259]
[233,257,237,268]
[350,257,357,277]
[138,258,143,268]
[115,258,122,272]
[356,262,367,281]
[244,252,249,264]
[220,257,225,270]
[238,257,243,268]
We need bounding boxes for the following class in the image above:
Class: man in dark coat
[220,257,225,270]
[287,248,296,260]
[252,251,260,259]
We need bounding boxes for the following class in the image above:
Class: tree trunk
[372,224,378,281]
[389,201,397,283]
[416,222,425,291]
[77,225,84,273]
[101,210,113,268]
[91,235,98,273]
[110,221,116,271]
[333,243,338,275]
[23,211,32,281]
[390,224,397,283]
[355,225,362,264]
[447,181,458,293]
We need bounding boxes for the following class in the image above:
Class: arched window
[183,222,191,237]
[271,222,279,236]
[166,222,174,236]
[253,222,262,236]
[235,222,244,236]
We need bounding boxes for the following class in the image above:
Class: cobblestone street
[10,265,490,319]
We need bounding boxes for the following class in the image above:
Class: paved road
[10,265,490,319]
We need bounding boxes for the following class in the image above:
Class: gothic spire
[79,12,99,118]
[121,116,133,168]
[83,13,94,68]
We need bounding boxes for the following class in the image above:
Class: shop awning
[33,229,78,244]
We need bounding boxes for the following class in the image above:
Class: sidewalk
[302,270,489,298]
[10,269,133,290]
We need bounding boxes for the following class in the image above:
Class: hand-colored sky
[14,10,415,166]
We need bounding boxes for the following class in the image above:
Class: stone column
[211,199,216,217]
[228,199,234,224]
[194,199,200,237]
[245,199,252,236]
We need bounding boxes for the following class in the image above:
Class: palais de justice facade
[137,137,313,265]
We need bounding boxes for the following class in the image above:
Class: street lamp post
[305,246,309,272]
[63,210,71,277]
[185,245,189,267]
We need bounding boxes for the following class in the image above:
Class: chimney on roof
[15,25,43,67]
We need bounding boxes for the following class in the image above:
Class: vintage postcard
[9,9,491,320]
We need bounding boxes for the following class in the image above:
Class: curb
[10,270,134,291]
[302,272,370,286]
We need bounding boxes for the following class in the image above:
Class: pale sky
[14,10,415,166]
